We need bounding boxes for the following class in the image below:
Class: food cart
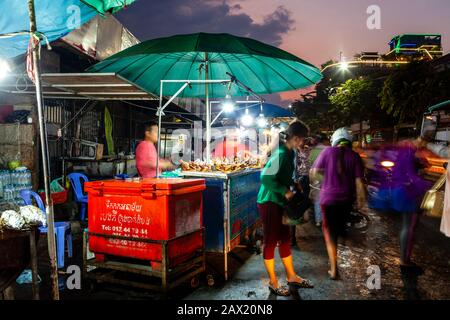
[180,168,261,281]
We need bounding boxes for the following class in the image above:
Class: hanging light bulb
[222,94,235,113]
[256,113,267,128]
[240,108,254,127]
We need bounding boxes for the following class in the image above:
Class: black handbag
[284,190,312,221]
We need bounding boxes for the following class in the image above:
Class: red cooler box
[85,178,205,266]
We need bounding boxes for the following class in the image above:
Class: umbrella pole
[205,53,211,164]
[27,0,59,300]
[157,82,163,178]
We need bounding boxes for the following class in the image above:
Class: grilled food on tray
[180,159,212,172]
[180,157,262,173]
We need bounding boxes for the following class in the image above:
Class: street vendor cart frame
[83,228,206,293]
[180,169,261,281]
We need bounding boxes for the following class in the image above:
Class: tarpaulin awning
[0,73,158,100]
[0,1,97,59]
[0,0,135,59]
[82,0,135,15]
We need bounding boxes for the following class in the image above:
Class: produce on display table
[0,210,25,230]
[19,205,46,227]
[0,205,46,231]
[180,157,262,174]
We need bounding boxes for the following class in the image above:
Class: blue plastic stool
[20,190,73,269]
[67,173,89,222]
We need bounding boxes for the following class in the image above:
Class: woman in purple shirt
[310,128,367,280]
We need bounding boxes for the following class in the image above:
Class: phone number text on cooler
[177,304,273,318]
[101,225,149,236]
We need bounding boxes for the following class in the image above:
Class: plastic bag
[161,168,182,178]
[0,210,26,230]
[20,205,46,227]
[50,177,65,193]
[16,269,42,285]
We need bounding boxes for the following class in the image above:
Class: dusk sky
[116,0,450,105]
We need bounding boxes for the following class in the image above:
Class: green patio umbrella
[82,0,135,15]
[88,32,323,99]
[88,32,322,165]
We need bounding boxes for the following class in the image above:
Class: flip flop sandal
[287,278,314,288]
[268,285,291,296]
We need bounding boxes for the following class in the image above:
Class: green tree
[329,78,381,141]
[380,62,450,127]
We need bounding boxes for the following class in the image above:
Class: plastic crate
[39,189,68,205]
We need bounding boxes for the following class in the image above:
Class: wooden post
[29,229,40,300]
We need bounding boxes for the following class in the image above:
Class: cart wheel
[206,274,215,287]
[190,276,200,288]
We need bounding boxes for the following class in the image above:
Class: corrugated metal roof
[0,73,158,100]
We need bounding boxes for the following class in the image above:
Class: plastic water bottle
[25,170,32,189]
[0,174,3,199]
[4,185,13,202]
[3,171,10,185]
[4,171,9,185]
[11,171,16,185]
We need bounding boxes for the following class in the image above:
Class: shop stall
[1,73,206,292]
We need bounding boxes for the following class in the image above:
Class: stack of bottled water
[0,169,32,205]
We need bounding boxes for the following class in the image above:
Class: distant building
[385,34,443,61]
[322,34,443,77]
[355,52,381,62]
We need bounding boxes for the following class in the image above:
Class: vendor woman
[136,121,173,178]
[257,120,314,296]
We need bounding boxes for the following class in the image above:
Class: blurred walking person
[369,135,431,268]
[291,137,313,245]
[310,128,367,280]
[309,133,330,227]
[395,136,434,267]
[257,121,314,296]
